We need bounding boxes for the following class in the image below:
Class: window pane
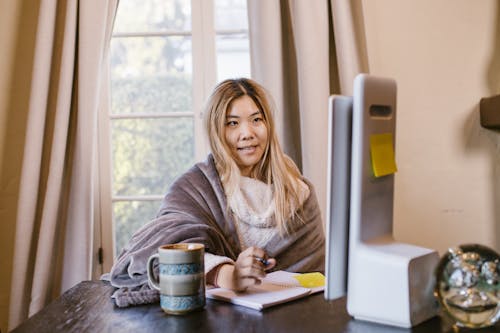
[112,117,195,196]
[214,0,248,31]
[110,36,192,114]
[113,200,162,255]
[114,0,191,33]
[216,34,251,81]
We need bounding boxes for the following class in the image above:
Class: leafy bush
[111,75,194,255]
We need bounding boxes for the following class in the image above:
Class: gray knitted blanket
[103,154,325,307]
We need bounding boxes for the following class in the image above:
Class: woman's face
[224,95,268,177]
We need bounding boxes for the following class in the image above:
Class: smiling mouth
[237,145,257,151]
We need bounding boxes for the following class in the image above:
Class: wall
[362,0,500,254]
[0,0,38,331]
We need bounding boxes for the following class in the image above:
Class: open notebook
[206,271,325,311]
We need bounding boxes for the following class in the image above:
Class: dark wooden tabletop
[10,280,500,333]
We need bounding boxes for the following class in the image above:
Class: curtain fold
[331,0,370,95]
[8,0,118,330]
[248,0,369,223]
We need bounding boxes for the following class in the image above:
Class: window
[99,0,250,270]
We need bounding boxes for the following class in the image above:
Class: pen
[254,256,269,266]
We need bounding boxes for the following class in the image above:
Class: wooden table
[11,281,500,333]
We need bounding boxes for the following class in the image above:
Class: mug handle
[147,253,160,291]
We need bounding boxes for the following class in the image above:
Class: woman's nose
[239,122,254,140]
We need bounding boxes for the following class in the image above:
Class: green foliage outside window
[111,75,195,255]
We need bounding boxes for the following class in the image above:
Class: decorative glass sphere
[435,244,500,329]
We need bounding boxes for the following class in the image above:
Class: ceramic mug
[147,243,205,314]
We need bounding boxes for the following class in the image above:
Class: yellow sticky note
[293,272,325,288]
[370,133,397,177]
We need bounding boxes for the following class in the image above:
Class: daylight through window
[102,0,251,262]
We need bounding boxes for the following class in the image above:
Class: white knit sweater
[204,176,309,275]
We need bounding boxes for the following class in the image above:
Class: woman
[106,78,324,307]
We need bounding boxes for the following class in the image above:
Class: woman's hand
[216,246,276,291]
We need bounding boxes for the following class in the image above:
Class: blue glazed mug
[147,243,205,314]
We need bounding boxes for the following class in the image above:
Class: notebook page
[206,271,313,310]
[206,283,310,310]
[263,271,325,294]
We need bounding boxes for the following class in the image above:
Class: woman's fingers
[238,277,262,289]
[231,246,278,291]
[239,247,274,271]
[241,246,275,267]
[235,256,266,278]
[264,258,277,271]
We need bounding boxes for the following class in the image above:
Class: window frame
[96,0,249,274]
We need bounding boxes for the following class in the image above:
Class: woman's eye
[226,120,238,126]
[253,117,263,123]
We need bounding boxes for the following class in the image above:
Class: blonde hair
[204,78,305,234]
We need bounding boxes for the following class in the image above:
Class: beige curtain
[8,0,118,330]
[248,0,369,220]
[330,0,369,95]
